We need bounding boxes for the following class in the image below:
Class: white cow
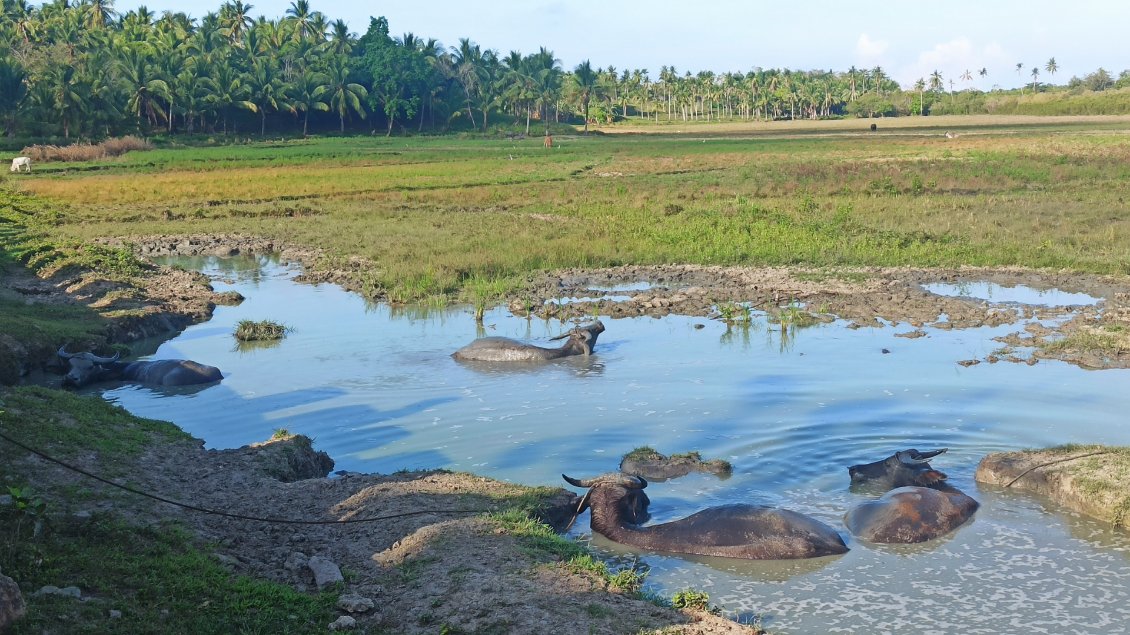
[10,157,31,173]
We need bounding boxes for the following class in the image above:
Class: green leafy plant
[7,485,47,539]
[671,588,711,611]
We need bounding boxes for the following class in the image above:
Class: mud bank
[976,446,1130,529]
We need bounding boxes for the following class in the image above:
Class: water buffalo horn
[897,448,947,464]
[563,473,647,489]
[563,474,594,488]
[58,346,120,364]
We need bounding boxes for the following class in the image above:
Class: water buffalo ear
[579,329,594,355]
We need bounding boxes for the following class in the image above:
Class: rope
[1003,450,1113,488]
[0,428,483,525]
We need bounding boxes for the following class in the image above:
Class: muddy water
[107,257,1130,634]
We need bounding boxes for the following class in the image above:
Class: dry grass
[19,136,153,162]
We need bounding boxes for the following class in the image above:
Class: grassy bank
[7,116,1130,304]
[0,387,340,634]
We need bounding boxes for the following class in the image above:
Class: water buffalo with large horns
[562,473,848,560]
[58,347,223,388]
[452,320,605,362]
[845,448,979,543]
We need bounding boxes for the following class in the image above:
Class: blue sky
[114,1,1127,90]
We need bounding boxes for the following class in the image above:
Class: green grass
[11,117,1130,304]
[1039,330,1130,356]
[0,513,338,634]
[233,319,291,342]
[0,386,192,476]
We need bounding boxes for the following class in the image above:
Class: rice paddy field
[8,114,1130,300]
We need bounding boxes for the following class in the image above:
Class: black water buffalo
[58,347,223,388]
[563,473,848,560]
[845,448,979,543]
[452,320,605,362]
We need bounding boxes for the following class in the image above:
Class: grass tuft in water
[233,319,291,342]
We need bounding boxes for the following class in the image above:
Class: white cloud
[895,37,1016,90]
[856,34,889,62]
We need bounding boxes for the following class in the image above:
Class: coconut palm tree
[119,45,171,130]
[1045,57,1058,83]
[285,0,314,41]
[246,57,288,135]
[322,53,366,132]
[1030,66,1040,93]
[572,60,597,132]
[914,77,926,115]
[289,68,328,136]
[219,0,253,45]
[929,69,944,93]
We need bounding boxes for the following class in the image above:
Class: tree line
[3,0,1130,141]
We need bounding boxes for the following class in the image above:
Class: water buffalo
[452,320,604,362]
[58,347,223,388]
[563,473,848,560]
[845,448,979,543]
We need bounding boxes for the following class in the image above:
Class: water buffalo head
[549,320,605,356]
[562,472,650,530]
[848,448,949,491]
[58,346,121,388]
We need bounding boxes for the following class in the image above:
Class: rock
[284,552,310,581]
[0,567,26,630]
[336,593,375,613]
[33,585,82,599]
[109,609,122,619]
[329,615,357,631]
[213,553,239,570]
[957,359,980,367]
[894,329,927,339]
[976,446,1130,529]
[619,449,732,482]
[307,556,343,589]
[246,435,335,482]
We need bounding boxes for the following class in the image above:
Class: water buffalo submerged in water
[845,448,979,543]
[452,320,605,362]
[563,473,848,559]
[58,347,223,388]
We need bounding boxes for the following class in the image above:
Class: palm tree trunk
[303,110,309,137]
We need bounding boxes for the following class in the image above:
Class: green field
[8,115,1130,302]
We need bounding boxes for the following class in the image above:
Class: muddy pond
[101,255,1130,634]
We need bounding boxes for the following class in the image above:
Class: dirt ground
[8,233,1130,633]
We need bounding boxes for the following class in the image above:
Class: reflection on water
[923,281,1101,306]
[101,257,1130,634]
